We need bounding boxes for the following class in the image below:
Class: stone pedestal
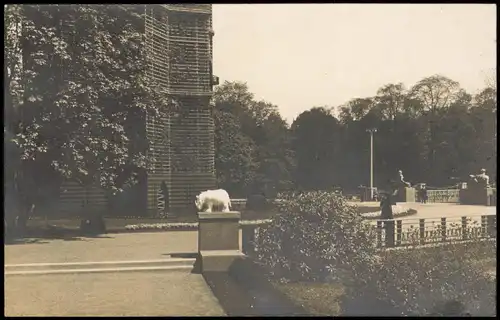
[396,187,416,202]
[460,187,496,206]
[197,211,244,272]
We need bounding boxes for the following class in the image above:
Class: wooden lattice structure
[144,4,216,215]
[55,4,216,217]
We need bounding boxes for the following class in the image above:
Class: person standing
[418,184,428,203]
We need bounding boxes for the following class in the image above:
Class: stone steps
[5,258,196,276]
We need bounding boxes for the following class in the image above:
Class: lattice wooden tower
[52,5,216,217]
[144,4,216,215]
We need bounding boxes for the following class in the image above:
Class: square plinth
[198,211,241,252]
[198,250,244,272]
[397,187,416,202]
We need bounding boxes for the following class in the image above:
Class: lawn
[18,203,403,236]
[268,253,495,316]
[272,281,345,316]
[16,209,275,237]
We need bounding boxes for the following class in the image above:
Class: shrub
[254,192,495,316]
[342,240,496,316]
[256,191,378,283]
[124,219,272,231]
[246,194,270,211]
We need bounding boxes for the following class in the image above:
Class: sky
[212,4,496,124]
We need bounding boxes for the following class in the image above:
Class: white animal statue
[195,189,232,213]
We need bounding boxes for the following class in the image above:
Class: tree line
[4,5,496,225]
[214,75,496,197]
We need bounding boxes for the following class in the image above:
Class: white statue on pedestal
[398,170,411,188]
[469,168,490,188]
[195,189,232,213]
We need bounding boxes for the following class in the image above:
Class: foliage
[253,192,495,316]
[124,219,272,231]
[4,5,175,223]
[5,5,497,227]
[291,74,496,190]
[274,281,345,316]
[342,240,496,316]
[213,81,294,197]
[214,105,258,196]
[291,108,341,189]
[256,191,378,283]
[246,194,270,211]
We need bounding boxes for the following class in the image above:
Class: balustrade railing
[240,214,497,255]
[425,189,460,203]
[375,214,496,248]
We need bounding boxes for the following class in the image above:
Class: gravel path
[353,202,495,218]
[5,231,199,265]
[356,202,495,226]
[5,231,246,265]
[4,232,229,316]
[4,271,225,316]
[403,203,495,219]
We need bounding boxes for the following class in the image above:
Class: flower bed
[360,205,417,220]
[124,219,272,231]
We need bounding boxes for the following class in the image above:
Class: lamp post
[366,128,377,201]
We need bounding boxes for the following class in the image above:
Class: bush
[246,194,270,211]
[256,191,378,283]
[253,191,496,316]
[124,219,272,231]
[342,240,496,316]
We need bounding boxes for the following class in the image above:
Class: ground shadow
[227,258,309,316]
[191,256,202,274]
[81,235,114,239]
[162,252,201,274]
[4,238,50,245]
[30,233,114,241]
[201,257,309,316]
[165,252,198,259]
[203,271,258,316]
[5,227,115,244]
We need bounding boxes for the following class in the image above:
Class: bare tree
[409,75,461,114]
[374,83,407,121]
[482,68,497,91]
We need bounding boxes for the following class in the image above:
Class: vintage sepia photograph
[4,4,496,316]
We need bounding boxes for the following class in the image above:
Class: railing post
[441,217,447,242]
[419,219,425,245]
[486,215,496,238]
[461,216,468,240]
[254,225,260,254]
[481,215,487,238]
[376,220,383,248]
[396,220,402,246]
[385,220,395,247]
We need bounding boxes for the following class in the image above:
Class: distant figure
[159,181,169,216]
[418,184,428,203]
[469,168,490,188]
[379,191,394,219]
[195,189,232,213]
[398,170,411,188]
[80,214,106,235]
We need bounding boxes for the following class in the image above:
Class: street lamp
[366,128,377,201]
